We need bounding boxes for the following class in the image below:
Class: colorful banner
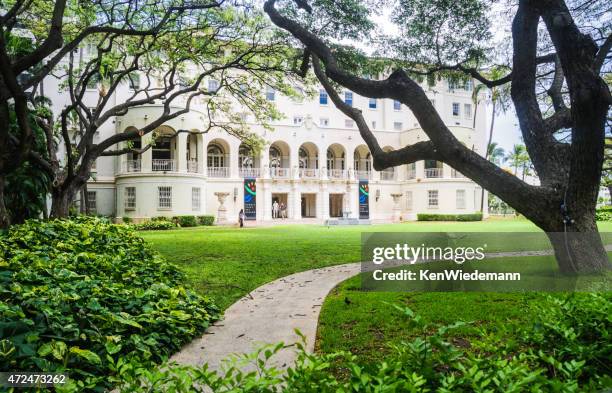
[243,179,257,220]
[359,180,369,219]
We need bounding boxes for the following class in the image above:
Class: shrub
[595,206,612,221]
[173,215,198,227]
[0,217,219,391]
[197,215,215,226]
[417,213,483,221]
[122,216,132,224]
[151,216,172,222]
[134,220,177,231]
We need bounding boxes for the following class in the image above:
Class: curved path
[171,246,612,371]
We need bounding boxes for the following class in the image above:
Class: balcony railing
[270,167,290,179]
[208,167,229,178]
[187,160,200,173]
[425,168,443,178]
[299,168,319,178]
[123,160,141,173]
[152,159,176,172]
[327,169,348,179]
[380,170,396,181]
[240,168,261,178]
[355,170,372,180]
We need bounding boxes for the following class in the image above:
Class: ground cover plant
[117,294,611,392]
[0,217,219,391]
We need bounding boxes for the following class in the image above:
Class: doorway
[301,194,316,218]
[272,193,288,219]
[329,194,344,218]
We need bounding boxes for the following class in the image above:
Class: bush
[0,217,219,391]
[417,213,483,221]
[151,216,172,222]
[173,215,198,227]
[197,215,215,226]
[122,216,132,224]
[134,220,177,231]
[595,206,612,221]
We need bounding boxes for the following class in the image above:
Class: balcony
[380,170,396,181]
[355,170,372,180]
[425,168,443,178]
[208,167,230,178]
[327,169,348,179]
[299,168,319,179]
[270,167,290,179]
[240,168,261,178]
[152,159,176,172]
[123,160,141,173]
[407,169,416,180]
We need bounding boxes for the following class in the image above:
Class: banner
[359,180,369,219]
[243,179,257,220]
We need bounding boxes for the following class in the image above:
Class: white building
[45,67,488,223]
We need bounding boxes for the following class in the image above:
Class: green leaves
[0,217,219,391]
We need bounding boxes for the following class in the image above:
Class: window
[345,119,354,128]
[448,79,459,91]
[292,87,304,103]
[128,73,140,90]
[344,91,353,106]
[293,116,303,126]
[319,89,328,105]
[393,122,403,131]
[208,79,219,93]
[406,191,413,210]
[125,187,136,210]
[319,117,329,127]
[86,191,97,212]
[265,87,275,101]
[456,189,466,209]
[428,190,439,208]
[371,121,376,129]
[464,80,473,91]
[368,98,377,109]
[452,102,460,117]
[158,186,172,209]
[464,103,472,119]
[192,187,201,211]
[393,100,401,111]
[207,144,225,168]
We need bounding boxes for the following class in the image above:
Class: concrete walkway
[171,245,612,371]
[170,262,361,371]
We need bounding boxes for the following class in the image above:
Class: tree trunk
[0,176,10,229]
[50,185,78,218]
[480,97,497,212]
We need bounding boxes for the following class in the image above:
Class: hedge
[197,215,215,226]
[133,220,177,230]
[0,217,219,391]
[595,205,612,221]
[417,213,483,221]
[173,215,198,227]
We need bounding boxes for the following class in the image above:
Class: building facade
[45,68,488,223]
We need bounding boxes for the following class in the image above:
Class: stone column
[196,134,205,174]
[175,132,188,172]
[348,181,359,219]
[261,144,270,179]
[262,181,272,220]
[391,193,403,222]
[141,133,153,172]
[229,142,240,178]
[291,181,300,220]
[320,182,329,220]
[214,192,230,224]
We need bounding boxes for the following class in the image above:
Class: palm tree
[506,144,528,176]
[487,142,505,165]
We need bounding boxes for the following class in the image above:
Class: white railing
[299,168,319,178]
[451,169,466,178]
[240,168,261,178]
[270,167,290,178]
[152,159,176,172]
[380,170,396,181]
[407,169,416,179]
[355,170,372,180]
[123,160,141,173]
[425,168,443,178]
[327,169,348,179]
[187,160,200,173]
[207,167,229,178]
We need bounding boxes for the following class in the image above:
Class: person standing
[272,200,279,219]
[239,209,245,228]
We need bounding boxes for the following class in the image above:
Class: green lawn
[141,219,612,310]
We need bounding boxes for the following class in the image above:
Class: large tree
[264,0,612,273]
[0,0,233,226]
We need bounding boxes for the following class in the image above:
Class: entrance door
[329,194,344,217]
[301,194,316,218]
[271,193,288,219]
